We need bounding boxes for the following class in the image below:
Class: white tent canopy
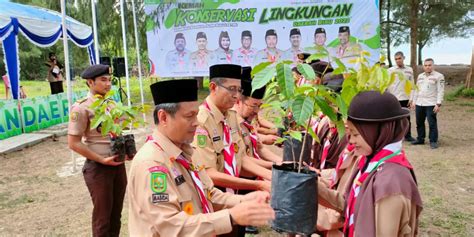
[0,0,95,99]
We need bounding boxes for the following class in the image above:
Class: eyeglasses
[244,102,262,111]
[218,84,243,94]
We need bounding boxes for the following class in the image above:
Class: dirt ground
[1,84,473,236]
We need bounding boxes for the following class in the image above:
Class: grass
[446,85,474,101]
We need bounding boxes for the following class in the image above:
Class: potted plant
[252,53,347,235]
[89,90,148,162]
[252,51,414,235]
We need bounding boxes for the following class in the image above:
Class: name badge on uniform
[175,175,186,186]
[151,193,169,204]
[212,136,221,142]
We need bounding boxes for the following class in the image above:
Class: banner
[0,88,121,140]
[0,100,22,140]
[145,0,381,77]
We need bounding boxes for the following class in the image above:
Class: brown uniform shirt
[235,112,262,158]
[191,97,246,174]
[317,148,360,234]
[128,130,243,237]
[67,92,111,157]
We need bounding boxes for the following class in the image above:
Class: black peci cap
[339,26,350,33]
[315,28,326,35]
[209,64,242,80]
[290,28,301,36]
[241,67,266,99]
[265,29,277,38]
[150,79,198,105]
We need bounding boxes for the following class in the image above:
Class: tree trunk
[417,43,423,66]
[386,0,392,67]
[195,77,204,89]
[410,0,419,81]
[466,45,473,89]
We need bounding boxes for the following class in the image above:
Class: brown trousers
[83,160,127,237]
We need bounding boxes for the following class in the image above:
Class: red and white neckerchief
[203,101,239,193]
[239,48,254,66]
[197,50,208,68]
[265,48,280,62]
[320,127,337,170]
[338,45,347,58]
[177,51,186,69]
[297,75,308,87]
[330,143,355,189]
[343,141,413,237]
[242,120,261,160]
[225,51,232,63]
[310,114,326,135]
[146,135,211,214]
[175,156,211,214]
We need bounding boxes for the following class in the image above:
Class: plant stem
[290,132,297,170]
[298,115,313,173]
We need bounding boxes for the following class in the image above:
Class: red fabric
[242,120,261,160]
[175,156,211,214]
[320,127,337,170]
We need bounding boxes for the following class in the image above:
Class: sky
[391,37,472,65]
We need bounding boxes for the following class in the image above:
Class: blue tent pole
[91,0,100,64]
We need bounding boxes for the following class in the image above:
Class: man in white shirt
[387,51,416,142]
[411,58,445,149]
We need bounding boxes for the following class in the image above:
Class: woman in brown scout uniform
[319,91,422,237]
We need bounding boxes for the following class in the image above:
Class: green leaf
[307,53,328,63]
[404,79,413,96]
[91,115,106,129]
[336,94,348,119]
[335,120,346,141]
[276,63,295,98]
[332,67,345,75]
[274,137,287,144]
[307,126,320,144]
[288,130,302,142]
[314,96,337,121]
[251,61,273,77]
[281,60,294,65]
[291,96,315,126]
[297,63,316,81]
[332,57,347,71]
[252,66,275,93]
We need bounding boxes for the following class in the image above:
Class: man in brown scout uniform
[190,32,216,73]
[128,79,275,237]
[329,26,362,65]
[282,28,303,64]
[234,67,282,166]
[191,64,272,194]
[165,33,191,74]
[254,29,283,65]
[233,30,257,67]
[68,64,127,237]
